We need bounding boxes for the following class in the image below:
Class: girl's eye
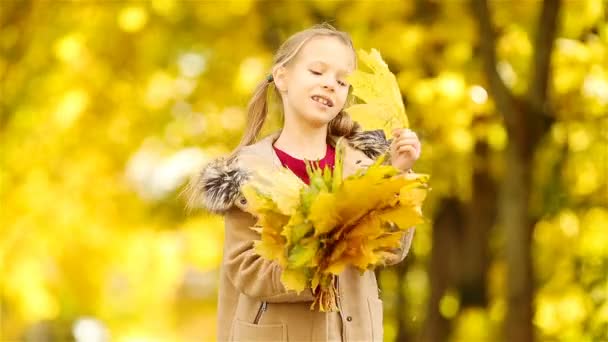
[310,69,347,87]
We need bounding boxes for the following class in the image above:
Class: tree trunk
[460,140,497,308]
[471,1,561,341]
[393,257,415,342]
[501,142,534,342]
[421,197,465,342]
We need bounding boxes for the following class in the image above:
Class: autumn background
[1,0,606,341]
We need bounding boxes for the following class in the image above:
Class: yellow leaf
[329,239,349,263]
[344,103,402,138]
[377,205,424,229]
[288,223,314,245]
[332,138,346,191]
[369,232,404,250]
[281,267,309,293]
[399,184,429,207]
[241,184,277,214]
[335,167,407,228]
[347,212,384,239]
[353,244,378,270]
[281,211,312,245]
[345,48,409,136]
[288,239,319,268]
[325,258,349,275]
[326,235,366,274]
[253,237,285,265]
[246,165,305,216]
[309,191,341,236]
[258,211,290,236]
[328,243,378,273]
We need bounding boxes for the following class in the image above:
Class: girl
[189,23,421,342]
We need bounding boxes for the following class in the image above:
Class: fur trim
[191,130,389,214]
[347,130,390,159]
[188,156,251,214]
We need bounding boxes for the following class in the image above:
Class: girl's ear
[273,66,288,93]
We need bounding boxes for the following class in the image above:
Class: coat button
[346,316,353,322]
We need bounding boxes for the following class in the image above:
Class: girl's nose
[322,81,335,92]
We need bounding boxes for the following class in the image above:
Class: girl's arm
[190,153,314,302]
[223,207,314,302]
[355,130,418,266]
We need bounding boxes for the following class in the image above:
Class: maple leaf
[345,48,409,136]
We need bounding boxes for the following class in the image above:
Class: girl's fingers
[394,141,421,159]
[394,137,419,145]
[393,133,418,144]
[398,145,417,156]
[393,139,419,149]
[412,138,421,151]
[392,128,416,139]
[392,128,406,136]
[392,129,422,158]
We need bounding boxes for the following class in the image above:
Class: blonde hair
[236,23,360,151]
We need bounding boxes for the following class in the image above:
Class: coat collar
[189,130,390,214]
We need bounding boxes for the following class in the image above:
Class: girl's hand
[390,128,421,172]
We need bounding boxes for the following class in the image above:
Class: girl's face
[274,36,355,128]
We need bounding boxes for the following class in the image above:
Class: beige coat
[193,130,415,342]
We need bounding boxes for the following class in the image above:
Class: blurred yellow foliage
[0,0,606,341]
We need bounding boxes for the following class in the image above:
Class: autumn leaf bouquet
[239,49,430,312]
[242,146,428,311]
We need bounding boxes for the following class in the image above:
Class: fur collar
[187,130,389,214]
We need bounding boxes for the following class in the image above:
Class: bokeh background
[1,0,607,341]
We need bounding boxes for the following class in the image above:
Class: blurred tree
[472,1,561,341]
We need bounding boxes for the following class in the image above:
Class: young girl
[189,23,421,342]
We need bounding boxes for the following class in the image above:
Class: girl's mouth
[311,95,333,108]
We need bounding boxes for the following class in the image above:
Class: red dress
[272,143,335,185]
